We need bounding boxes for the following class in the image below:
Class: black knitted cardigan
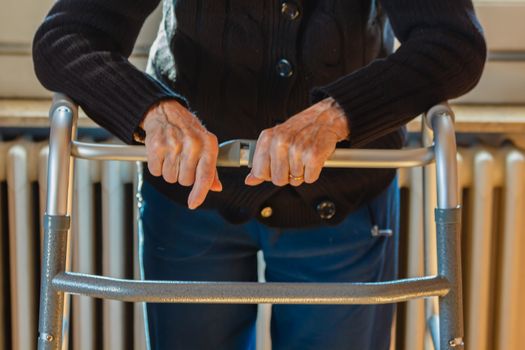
[33,0,486,227]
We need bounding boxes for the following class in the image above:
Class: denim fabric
[138,177,399,350]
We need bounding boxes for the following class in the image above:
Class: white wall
[0,1,524,102]
[0,0,162,98]
[457,2,525,104]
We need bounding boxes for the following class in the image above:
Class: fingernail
[188,195,197,210]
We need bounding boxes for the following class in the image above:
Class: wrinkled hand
[142,100,222,209]
[245,97,350,187]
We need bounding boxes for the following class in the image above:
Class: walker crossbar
[52,272,450,304]
[71,139,436,168]
[38,93,463,350]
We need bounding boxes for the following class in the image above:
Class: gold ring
[289,174,304,181]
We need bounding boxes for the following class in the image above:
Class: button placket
[275,2,300,79]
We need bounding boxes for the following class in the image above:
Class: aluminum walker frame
[38,93,464,350]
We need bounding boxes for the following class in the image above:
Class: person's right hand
[141,100,222,209]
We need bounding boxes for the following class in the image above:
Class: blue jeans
[138,178,399,350]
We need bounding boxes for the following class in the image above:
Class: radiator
[397,145,525,350]
[0,138,524,350]
[0,138,144,350]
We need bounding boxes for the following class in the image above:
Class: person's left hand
[245,97,350,187]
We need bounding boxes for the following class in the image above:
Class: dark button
[317,200,336,220]
[281,2,300,20]
[276,59,294,78]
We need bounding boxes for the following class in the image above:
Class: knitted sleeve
[310,0,487,147]
[33,0,188,144]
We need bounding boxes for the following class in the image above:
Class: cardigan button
[281,2,300,20]
[316,200,336,220]
[260,206,273,218]
[276,59,294,78]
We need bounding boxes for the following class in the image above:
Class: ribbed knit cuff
[101,71,190,145]
[129,93,190,145]
[310,61,396,148]
[34,41,191,145]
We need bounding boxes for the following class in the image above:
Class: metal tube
[430,107,464,350]
[71,141,148,162]
[62,99,78,350]
[38,99,76,350]
[47,107,74,216]
[38,216,71,350]
[435,208,464,350]
[315,147,435,168]
[422,118,440,349]
[52,272,450,304]
[430,113,459,210]
[71,140,435,169]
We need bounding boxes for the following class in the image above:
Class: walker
[38,93,463,349]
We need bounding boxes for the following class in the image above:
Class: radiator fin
[7,144,35,350]
[495,149,525,350]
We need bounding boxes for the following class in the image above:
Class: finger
[270,141,290,186]
[244,173,265,186]
[161,153,180,183]
[303,133,338,184]
[161,139,182,183]
[288,144,305,187]
[210,169,223,192]
[145,132,168,177]
[247,130,271,185]
[203,134,221,192]
[303,149,325,184]
[304,163,323,184]
[178,137,202,187]
[188,154,216,209]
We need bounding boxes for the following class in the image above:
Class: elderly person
[33,0,486,349]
